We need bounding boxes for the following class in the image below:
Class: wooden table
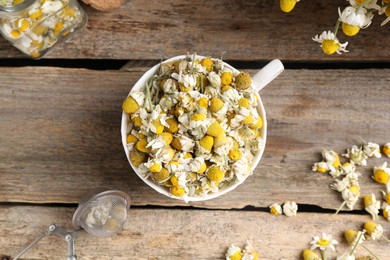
[1,0,390,259]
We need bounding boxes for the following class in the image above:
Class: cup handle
[252,59,284,92]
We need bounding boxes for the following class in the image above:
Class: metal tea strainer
[10,190,131,260]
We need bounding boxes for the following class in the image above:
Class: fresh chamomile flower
[312,161,329,173]
[372,162,390,187]
[282,201,298,217]
[269,203,283,215]
[302,249,321,260]
[312,31,349,55]
[280,0,300,13]
[310,232,339,251]
[363,221,384,240]
[383,143,390,157]
[364,193,381,220]
[349,0,381,11]
[338,6,374,36]
[343,145,367,166]
[225,244,242,260]
[363,142,381,158]
[379,5,390,26]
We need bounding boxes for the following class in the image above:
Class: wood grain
[1,206,389,259]
[1,66,390,210]
[0,0,389,60]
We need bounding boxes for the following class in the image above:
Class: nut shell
[82,0,125,11]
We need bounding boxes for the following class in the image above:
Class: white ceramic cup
[121,55,284,202]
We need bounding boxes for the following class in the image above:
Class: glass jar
[0,0,87,58]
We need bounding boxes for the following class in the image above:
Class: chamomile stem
[349,231,364,256]
[320,249,326,260]
[356,0,371,13]
[145,78,153,112]
[361,244,380,260]
[382,235,390,243]
[335,201,346,215]
[333,19,340,38]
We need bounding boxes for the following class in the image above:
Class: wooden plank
[0,0,389,60]
[1,206,389,259]
[0,67,390,210]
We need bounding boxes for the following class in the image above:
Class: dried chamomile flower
[363,142,381,158]
[338,6,373,36]
[322,149,341,172]
[269,203,283,215]
[343,145,367,166]
[382,202,390,221]
[122,96,140,114]
[312,161,328,173]
[344,229,366,247]
[302,249,321,260]
[280,0,300,13]
[364,193,381,220]
[242,241,259,260]
[310,232,338,252]
[363,221,384,241]
[349,0,381,11]
[372,162,390,188]
[225,244,242,260]
[282,201,298,216]
[383,143,390,158]
[312,31,349,55]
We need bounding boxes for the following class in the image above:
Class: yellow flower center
[384,209,389,220]
[317,166,327,173]
[373,169,389,184]
[364,221,377,235]
[383,145,390,156]
[342,23,361,37]
[364,195,373,207]
[280,0,297,13]
[191,113,206,121]
[316,239,331,247]
[386,6,390,17]
[344,229,358,245]
[270,206,280,215]
[321,40,339,55]
[229,251,242,260]
[303,249,320,260]
[349,185,360,196]
[332,154,341,168]
[384,193,390,204]
[355,0,365,4]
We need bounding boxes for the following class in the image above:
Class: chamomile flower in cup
[121,54,283,202]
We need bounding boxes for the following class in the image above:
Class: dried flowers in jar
[0,0,87,58]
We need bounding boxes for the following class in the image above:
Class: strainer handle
[12,224,57,260]
[11,224,79,260]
